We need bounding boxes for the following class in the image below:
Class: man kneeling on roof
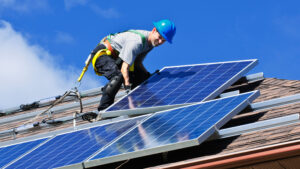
[90,19,176,113]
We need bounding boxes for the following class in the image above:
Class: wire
[115,159,130,169]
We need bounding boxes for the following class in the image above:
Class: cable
[115,159,130,169]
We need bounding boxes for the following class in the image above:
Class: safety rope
[9,87,84,138]
[75,80,82,89]
[75,88,83,114]
[24,90,72,125]
[73,88,83,128]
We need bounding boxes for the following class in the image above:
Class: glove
[151,69,160,76]
[146,71,151,78]
[124,84,132,94]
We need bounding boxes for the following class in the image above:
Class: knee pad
[105,74,123,97]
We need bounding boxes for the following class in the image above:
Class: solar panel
[85,91,259,167]
[0,138,47,168]
[104,60,257,117]
[5,115,148,169]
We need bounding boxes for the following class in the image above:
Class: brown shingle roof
[1,77,300,168]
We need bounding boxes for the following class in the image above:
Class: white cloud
[0,21,102,109]
[54,31,75,44]
[63,0,120,19]
[0,0,50,13]
[91,6,120,19]
[274,15,300,39]
[0,0,14,6]
[64,0,87,10]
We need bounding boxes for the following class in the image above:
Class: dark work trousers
[94,46,150,111]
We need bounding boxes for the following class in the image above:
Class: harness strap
[102,37,119,58]
[127,30,146,48]
[92,49,112,76]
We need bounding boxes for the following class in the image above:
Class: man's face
[150,28,166,47]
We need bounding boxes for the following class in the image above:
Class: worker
[91,19,176,112]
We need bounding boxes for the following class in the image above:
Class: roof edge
[150,139,300,169]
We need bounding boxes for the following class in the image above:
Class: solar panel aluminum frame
[83,90,260,168]
[57,164,83,169]
[100,59,258,119]
[53,161,83,169]
[100,103,192,119]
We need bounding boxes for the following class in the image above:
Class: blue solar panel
[6,116,148,169]
[0,138,47,168]
[107,60,257,112]
[87,91,259,166]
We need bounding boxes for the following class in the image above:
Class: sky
[0,0,300,109]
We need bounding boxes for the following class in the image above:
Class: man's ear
[148,27,156,43]
[151,27,156,33]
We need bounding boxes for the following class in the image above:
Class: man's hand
[124,84,132,94]
[151,69,160,76]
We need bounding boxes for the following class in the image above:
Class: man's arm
[121,61,130,86]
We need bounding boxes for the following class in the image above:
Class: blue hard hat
[153,19,176,44]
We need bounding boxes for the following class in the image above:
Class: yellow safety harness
[92,49,112,76]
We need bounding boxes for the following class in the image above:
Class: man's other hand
[124,84,132,94]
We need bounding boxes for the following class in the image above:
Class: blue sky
[1,0,300,108]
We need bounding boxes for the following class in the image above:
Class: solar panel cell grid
[107,60,256,112]
[89,92,257,163]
